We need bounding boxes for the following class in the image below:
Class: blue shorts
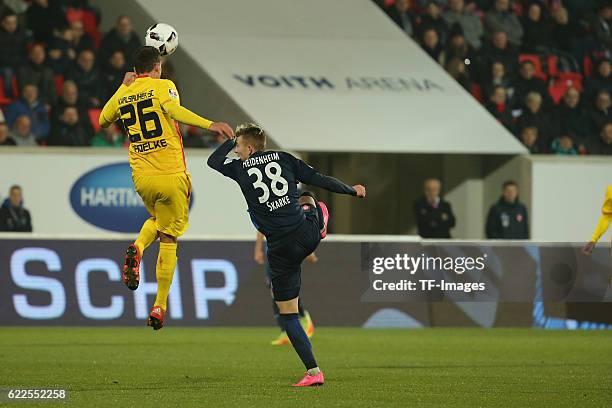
[266,203,321,301]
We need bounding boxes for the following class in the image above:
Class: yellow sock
[153,242,178,311]
[134,218,158,254]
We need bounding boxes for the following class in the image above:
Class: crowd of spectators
[379,0,612,155]
[0,0,222,148]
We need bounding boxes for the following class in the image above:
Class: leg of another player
[277,297,324,386]
[297,297,315,339]
[148,232,178,330]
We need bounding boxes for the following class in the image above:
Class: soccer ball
[145,23,179,56]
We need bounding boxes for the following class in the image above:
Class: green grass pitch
[0,327,611,407]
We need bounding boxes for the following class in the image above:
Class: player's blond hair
[236,123,266,151]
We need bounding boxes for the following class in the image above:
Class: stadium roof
[137,0,527,155]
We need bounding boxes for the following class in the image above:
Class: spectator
[5,84,50,141]
[515,91,555,144]
[485,180,529,239]
[420,27,443,62]
[68,20,95,54]
[519,126,544,153]
[9,115,37,146]
[479,31,519,78]
[0,185,32,232]
[0,122,16,146]
[588,121,612,155]
[385,0,416,37]
[91,124,124,147]
[584,59,612,100]
[102,50,126,101]
[441,29,477,68]
[445,56,472,90]
[511,60,550,109]
[49,106,92,146]
[0,11,26,97]
[47,26,77,75]
[442,0,484,49]
[414,178,456,238]
[66,49,101,107]
[416,1,448,44]
[52,80,90,128]
[99,15,141,69]
[485,85,514,131]
[25,0,68,44]
[484,0,524,47]
[482,60,514,100]
[554,87,590,149]
[17,43,56,104]
[520,2,553,53]
[551,6,577,53]
[588,90,611,136]
[550,133,578,155]
[590,3,612,49]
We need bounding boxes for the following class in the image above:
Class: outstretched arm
[291,153,365,198]
[308,173,365,197]
[160,79,234,138]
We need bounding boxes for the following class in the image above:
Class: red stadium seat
[10,75,18,98]
[471,84,483,103]
[0,80,12,106]
[88,108,102,132]
[583,56,593,78]
[548,73,583,104]
[54,74,64,97]
[547,55,559,78]
[519,54,547,81]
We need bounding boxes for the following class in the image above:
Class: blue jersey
[208,140,317,241]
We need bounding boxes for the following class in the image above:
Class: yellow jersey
[590,185,612,242]
[99,75,213,176]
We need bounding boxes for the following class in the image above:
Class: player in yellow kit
[99,46,233,330]
[583,185,612,256]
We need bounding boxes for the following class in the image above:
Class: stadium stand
[0,0,609,154]
[378,0,612,155]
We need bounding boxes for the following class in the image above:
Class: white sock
[307,367,321,376]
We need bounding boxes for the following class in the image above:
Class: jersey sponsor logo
[169,88,179,99]
[118,90,154,105]
[132,139,168,154]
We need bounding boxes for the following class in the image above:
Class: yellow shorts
[132,172,192,237]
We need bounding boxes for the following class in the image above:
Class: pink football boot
[292,371,325,387]
[318,201,329,239]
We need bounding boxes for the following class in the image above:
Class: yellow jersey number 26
[120,99,163,143]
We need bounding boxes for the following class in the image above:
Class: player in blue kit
[207,123,366,387]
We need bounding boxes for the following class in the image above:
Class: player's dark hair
[9,185,21,192]
[236,123,266,151]
[502,180,518,190]
[133,46,161,74]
